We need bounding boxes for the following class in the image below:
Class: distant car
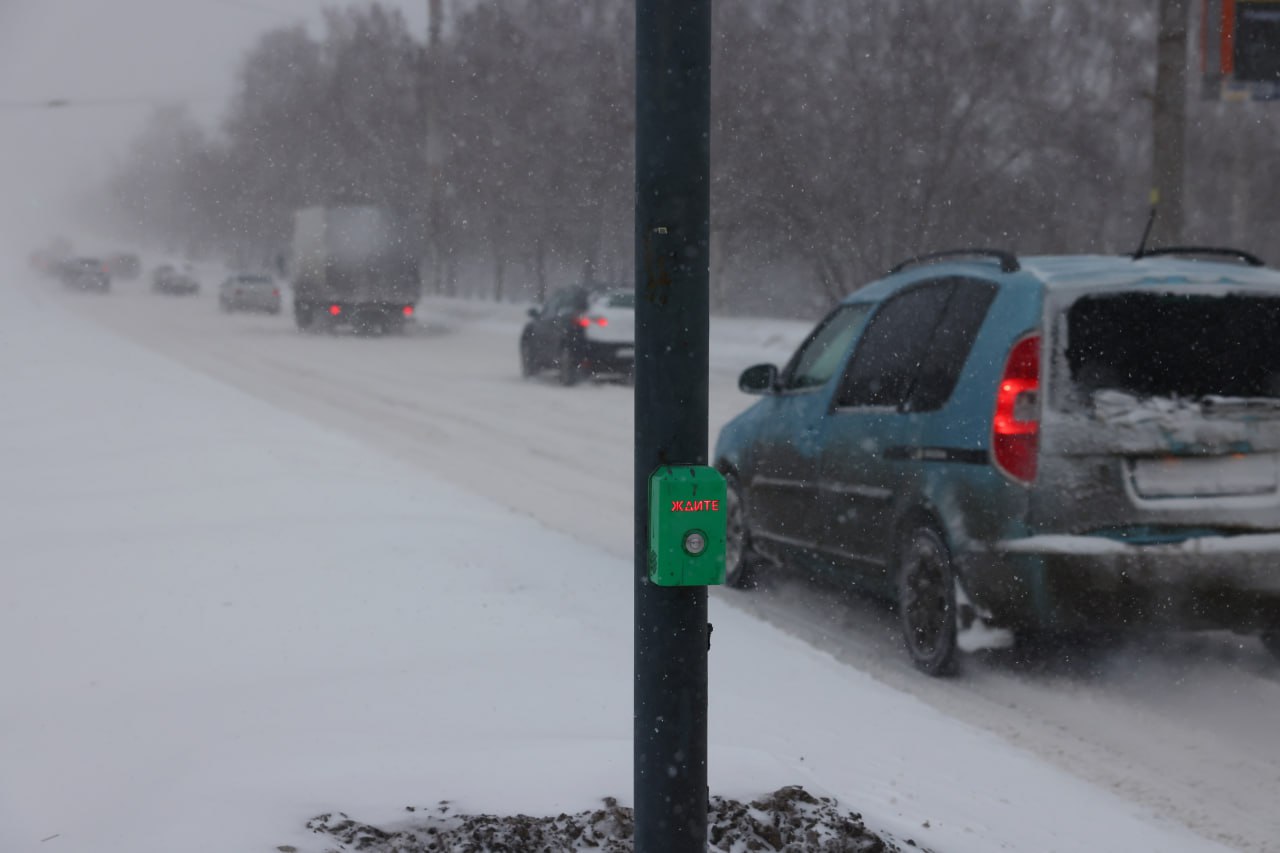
[105,253,141,280]
[59,257,110,293]
[519,287,635,385]
[152,263,199,296]
[715,247,1280,675]
[218,273,282,314]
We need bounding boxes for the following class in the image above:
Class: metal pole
[634,2,711,851]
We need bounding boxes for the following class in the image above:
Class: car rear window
[1065,292,1280,400]
[603,292,634,309]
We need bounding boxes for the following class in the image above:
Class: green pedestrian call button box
[648,465,727,587]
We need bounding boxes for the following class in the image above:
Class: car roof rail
[888,248,1020,276]
[1132,246,1265,267]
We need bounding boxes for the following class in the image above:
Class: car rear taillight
[575,316,607,327]
[272,288,280,297]
[574,316,591,328]
[403,305,414,317]
[992,334,1041,484]
[329,304,342,316]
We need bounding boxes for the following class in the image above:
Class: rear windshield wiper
[1201,396,1280,414]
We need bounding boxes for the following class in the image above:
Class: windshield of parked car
[780,303,872,391]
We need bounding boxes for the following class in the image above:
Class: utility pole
[425,0,446,293]
[1150,0,1188,246]
[634,2,712,851]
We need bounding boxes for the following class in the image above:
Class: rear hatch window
[585,291,635,344]
[1056,290,1280,502]
[1065,292,1280,404]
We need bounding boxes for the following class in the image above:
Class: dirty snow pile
[300,786,914,853]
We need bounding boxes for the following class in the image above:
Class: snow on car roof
[846,253,1280,304]
[1022,254,1280,292]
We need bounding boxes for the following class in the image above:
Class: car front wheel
[897,525,960,676]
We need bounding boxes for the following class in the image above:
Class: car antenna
[1134,196,1157,259]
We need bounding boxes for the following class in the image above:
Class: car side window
[780,303,873,392]
[834,280,955,409]
[543,292,570,317]
[555,291,585,317]
[903,279,996,412]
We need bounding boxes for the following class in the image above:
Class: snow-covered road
[17,266,1280,852]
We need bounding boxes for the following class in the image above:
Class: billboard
[1202,0,1280,99]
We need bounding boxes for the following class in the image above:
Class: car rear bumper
[576,339,634,374]
[227,293,280,311]
[959,533,1280,633]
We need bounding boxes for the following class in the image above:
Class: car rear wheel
[1262,630,1280,662]
[294,301,315,331]
[724,477,757,589]
[897,525,960,676]
[557,344,579,386]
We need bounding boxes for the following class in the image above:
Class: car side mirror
[738,363,778,394]
[528,306,542,319]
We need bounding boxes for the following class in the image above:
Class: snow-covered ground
[0,256,1270,852]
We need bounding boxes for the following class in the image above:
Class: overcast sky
[0,0,430,246]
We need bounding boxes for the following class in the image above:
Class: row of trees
[102,0,1280,315]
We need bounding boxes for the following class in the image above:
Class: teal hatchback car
[715,248,1280,675]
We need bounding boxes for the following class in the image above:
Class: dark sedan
[519,287,635,385]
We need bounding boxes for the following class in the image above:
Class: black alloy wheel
[897,525,960,676]
[723,478,756,589]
